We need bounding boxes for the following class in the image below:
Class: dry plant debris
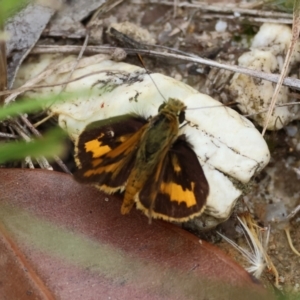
[1,0,300,297]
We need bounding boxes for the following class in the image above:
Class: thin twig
[31,44,114,55]
[200,13,293,24]
[244,102,300,117]
[33,113,56,128]
[262,0,300,136]
[61,33,90,92]
[35,156,53,171]
[173,0,178,18]
[3,54,113,104]
[218,214,279,285]
[11,120,31,141]
[20,115,71,174]
[286,204,300,220]
[24,156,34,168]
[139,0,292,19]
[0,69,132,97]
[0,132,18,138]
[284,227,300,257]
[279,204,300,223]
[30,45,300,91]
[10,120,53,170]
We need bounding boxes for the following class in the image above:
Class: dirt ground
[8,0,299,298]
[100,1,300,298]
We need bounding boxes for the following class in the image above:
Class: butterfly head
[158,98,186,124]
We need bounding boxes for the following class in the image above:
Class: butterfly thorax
[121,98,186,214]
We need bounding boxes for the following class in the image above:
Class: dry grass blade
[218,213,279,286]
[262,0,300,136]
[9,120,53,170]
[29,45,300,91]
[60,34,90,92]
[3,54,114,103]
[284,227,300,257]
[280,204,300,257]
[20,115,71,174]
[141,0,292,19]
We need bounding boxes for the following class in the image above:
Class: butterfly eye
[158,103,166,112]
[178,111,185,124]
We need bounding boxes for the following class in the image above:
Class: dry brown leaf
[0,169,274,300]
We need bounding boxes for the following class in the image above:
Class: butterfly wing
[136,135,209,222]
[74,115,147,193]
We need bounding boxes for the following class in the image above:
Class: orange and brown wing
[74,115,147,193]
[136,135,209,222]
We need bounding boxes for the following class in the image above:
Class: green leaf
[0,129,66,163]
[0,0,29,21]
[0,99,46,121]
[0,89,90,121]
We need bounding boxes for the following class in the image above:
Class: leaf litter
[1,0,300,298]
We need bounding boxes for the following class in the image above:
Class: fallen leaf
[0,169,273,300]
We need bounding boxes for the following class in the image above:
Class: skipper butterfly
[74,98,209,222]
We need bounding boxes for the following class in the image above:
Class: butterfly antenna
[137,53,167,102]
[186,101,240,111]
[108,27,166,102]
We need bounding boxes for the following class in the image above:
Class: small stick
[20,115,71,174]
[284,227,300,257]
[0,132,18,138]
[262,0,300,136]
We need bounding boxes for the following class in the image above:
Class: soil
[9,0,300,298]
[102,1,300,298]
